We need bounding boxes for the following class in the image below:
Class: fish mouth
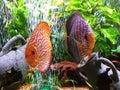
[25,45,52,73]
[25,46,38,68]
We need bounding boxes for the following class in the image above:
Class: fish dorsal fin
[35,22,50,35]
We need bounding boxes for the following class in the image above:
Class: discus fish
[25,22,52,73]
[64,11,95,63]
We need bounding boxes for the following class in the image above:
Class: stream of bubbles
[25,0,68,89]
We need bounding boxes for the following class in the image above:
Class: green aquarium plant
[6,0,29,39]
[112,45,120,53]
[64,0,120,57]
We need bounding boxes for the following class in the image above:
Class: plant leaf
[101,27,119,44]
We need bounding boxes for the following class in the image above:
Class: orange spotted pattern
[25,22,52,73]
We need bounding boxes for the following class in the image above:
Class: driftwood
[0,35,28,89]
[51,52,120,90]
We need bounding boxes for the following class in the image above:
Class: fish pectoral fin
[67,36,80,46]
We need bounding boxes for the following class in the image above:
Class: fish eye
[31,51,35,55]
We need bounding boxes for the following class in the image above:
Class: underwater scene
[0,0,120,90]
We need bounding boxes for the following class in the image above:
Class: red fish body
[25,22,52,73]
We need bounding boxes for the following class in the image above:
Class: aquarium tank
[0,0,120,90]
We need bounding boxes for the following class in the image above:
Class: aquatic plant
[5,0,29,39]
[64,0,120,57]
[112,45,120,53]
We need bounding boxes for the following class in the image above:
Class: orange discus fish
[25,22,52,73]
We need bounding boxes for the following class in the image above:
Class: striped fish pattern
[25,22,52,73]
[64,11,95,63]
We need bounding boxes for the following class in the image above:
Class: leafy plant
[23,69,33,85]
[64,0,120,57]
[65,79,77,89]
[103,0,120,12]
[112,45,120,53]
[6,0,29,39]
